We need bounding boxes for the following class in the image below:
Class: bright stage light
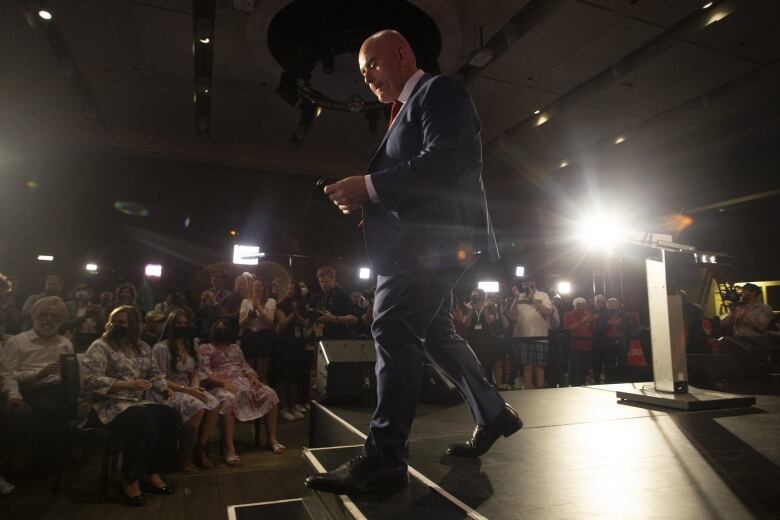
[145,264,162,278]
[85,263,98,273]
[478,281,499,294]
[38,10,53,20]
[233,245,263,265]
[515,266,525,277]
[37,254,54,262]
[359,267,371,280]
[575,214,627,250]
[557,281,572,295]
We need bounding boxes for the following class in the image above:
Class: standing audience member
[239,278,276,382]
[0,274,20,335]
[20,275,64,330]
[199,268,233,338]
[152,311,221,473]
[463,289,499,385]
[65,282,105,335]
[591,294,608,384]
[155,290,196,324]
[275,283,306,421]
[0,296,73,467]
[80,306,178,507]
[310,266,358,340]
[198,319,284,466]
[507,277,552,389]
[603,298,629,383]
[720,283,773,336]
[115,283,144,316]
[546,293,566,387]
[564,297,595,386]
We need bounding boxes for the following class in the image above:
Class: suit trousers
[363,268,506,465]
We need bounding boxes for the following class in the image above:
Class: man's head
[116,283,137,304]
[73,283,92,303]
[316,266,337,292]
[351,291,362,306]
[44,275,64,296]
[359,30,418,103]
[31,296,68,338]
[573,297,588,312]
[210,267,227,290]
[521,277,536,291]
[470,289,486,305]
[741,283,761,304]
[606,298,620,311]
[594,294,606,309]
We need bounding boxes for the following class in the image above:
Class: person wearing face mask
[152,310,221,473]
[65,283,105,336]
[80,306,178,506]
[0,296,73,467]
[198,319,284,465]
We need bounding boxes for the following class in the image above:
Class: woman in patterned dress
[80,306,178,507]
[198,318,283,466]
[152,310,221,473]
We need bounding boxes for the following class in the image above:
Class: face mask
[213,330,229,343]
[173,325,195,339]
[109,323,128,341]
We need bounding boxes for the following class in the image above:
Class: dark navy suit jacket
[362,74,499,276]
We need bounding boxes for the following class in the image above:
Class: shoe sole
[503,419,524,437]
[305,474,408,495]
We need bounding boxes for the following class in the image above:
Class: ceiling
[1,0,779,285]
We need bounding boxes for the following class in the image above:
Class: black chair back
[60,353,81,421]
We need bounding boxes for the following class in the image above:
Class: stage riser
[309,401,364,448]
[303,450,360,520]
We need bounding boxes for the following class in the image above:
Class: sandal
[271,443,285,455]
[225,454,242,467]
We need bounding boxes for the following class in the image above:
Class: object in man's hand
[305,177,338,216]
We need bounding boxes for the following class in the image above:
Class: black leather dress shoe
[447,403,523,458]
[140,481,175,495]
[305,453,408,494]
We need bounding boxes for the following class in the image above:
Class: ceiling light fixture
[702,2,713,8]
[560,160,569,168]
[199,37,210,44]
[38,10,53,20]
[533,109,541,115]
[615,136,626,144]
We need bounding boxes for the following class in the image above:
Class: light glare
[478,281,500,294]
[576,214,627,250]
[145,264,162,278]
[85,263,98,272]
[359,267,371,280]
[557,281,572,295]
[233,245,262,265]
[38,10,52,20]
[37,255,54,262]
[515,266,525,277]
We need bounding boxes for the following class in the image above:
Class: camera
[721,283,744,309]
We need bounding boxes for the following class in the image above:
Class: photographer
[720,283,773,337]
[505,276,552,390]
[308,266,358,340]
[463,289,499,385]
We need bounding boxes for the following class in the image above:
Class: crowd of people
[0,265,370,505]
[0,266,774,503]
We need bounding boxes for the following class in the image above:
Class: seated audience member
[114,283,144,316]
[275,283,306,421]
[141,310,166,346]
[238,278,276,382]
[198,319,283,465]
[564,297,595,386]
[80,306,178,507]
[0,297,73,463]
[719,283,773,336]
[20,275,64,330]
[152,310,221,473]
[309,266,358,340]
[199,267,233,338]
[155,290,196,324]
[603,297,629,383]
[65,282,105,335]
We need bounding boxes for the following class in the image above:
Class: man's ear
[395,46,406,65]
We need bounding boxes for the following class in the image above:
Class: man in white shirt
[720,283,774,337]
[507,276,552,390]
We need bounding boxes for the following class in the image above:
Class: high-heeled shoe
[118,484,145,507]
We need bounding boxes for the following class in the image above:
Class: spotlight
[145,264,162,278]
[38,10,53,20]
[233,245,263,266]
[557,281,572,295]
[534,113,549,127]
[515,266,525,277]
[228,229,238,237]
[478,281,499,293]
[85,263,98,273]
[533,109,541,115]
[575,214,626,250]
[560,160,568,168]
[199,37,210,44]
[37,255,54,262]
[615,136,626,144]
[359,267,371,280]
[702,2,713,8]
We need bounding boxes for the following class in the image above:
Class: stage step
[302,446,470,520]
[227,497,316,520]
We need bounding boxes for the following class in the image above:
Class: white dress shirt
[365,69,426,203]
[0,329,73,399]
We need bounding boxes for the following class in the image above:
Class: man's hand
[324,176,369,215]
[37,361,61,380]
[318,310,337,323]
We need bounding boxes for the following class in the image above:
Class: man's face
[318,274,335,292]
[100,291,113,304]
[359,40,405,103]
[118,287,132,302]
[351,292,361,305]
[34,310,61,338]
[45,276,63,296]
[75,284,91,302]
[211,272,225,289]
[522,280,535,291]
[741,289,758,304]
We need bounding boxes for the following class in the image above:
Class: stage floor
[315,384,780,519]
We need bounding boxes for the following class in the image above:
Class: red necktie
[388,100,403,129]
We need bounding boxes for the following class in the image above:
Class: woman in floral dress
[198,318,283,465]
[80,306,178,506]
[152,310,221,473]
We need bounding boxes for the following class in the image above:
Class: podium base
[615,382,755,411]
